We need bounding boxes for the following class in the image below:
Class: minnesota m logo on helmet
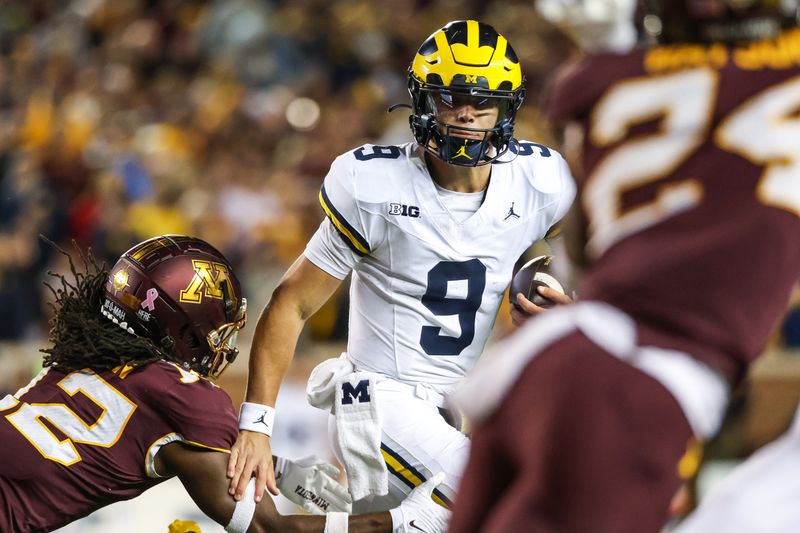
[179,260,234,304]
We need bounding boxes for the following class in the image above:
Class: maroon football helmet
[640,0,798,43]
[102,235,246,378]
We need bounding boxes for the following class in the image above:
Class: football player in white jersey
[226,19,576,521]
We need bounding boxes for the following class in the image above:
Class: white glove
[275,455,353,514]
[390,472,451,533]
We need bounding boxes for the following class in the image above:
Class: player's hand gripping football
[391,472,451,532]
[276,455,352,514]
[508,255,574,327]
[227,431,275,502]
[510,286,574,326]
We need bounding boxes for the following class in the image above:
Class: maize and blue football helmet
[407,20,526,167]
[640,0,799,43]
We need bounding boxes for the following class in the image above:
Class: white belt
[343,352,454,409]
[369,377,451,409]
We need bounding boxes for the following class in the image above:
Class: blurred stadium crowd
[0,4,573,527]
[0,0,572,346]
[1,1,799,517]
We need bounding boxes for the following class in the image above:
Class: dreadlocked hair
[41,240,165,373]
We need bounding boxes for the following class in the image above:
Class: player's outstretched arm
[228,255,343,502]
[158,443,449,533]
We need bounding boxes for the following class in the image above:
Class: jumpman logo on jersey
[504,202,520,220]
[454,142,473,160]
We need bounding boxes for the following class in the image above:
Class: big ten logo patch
[341,379,371,404]
[389,203,420,218]
[180,260,233,304]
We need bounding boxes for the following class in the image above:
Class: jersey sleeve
[544,52,644,127]
[542,55,596,125]
[551,152,577,228]
[317,154,373,257]
[144,363,238,477]
[305,218,361,279]
[524,147,577,237]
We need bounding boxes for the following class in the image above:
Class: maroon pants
[449,331,693,533]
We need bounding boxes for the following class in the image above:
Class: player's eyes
[434,93,494,110]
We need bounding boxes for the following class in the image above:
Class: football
[509,255,566,311]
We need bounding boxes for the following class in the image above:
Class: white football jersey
[305,141,575,391]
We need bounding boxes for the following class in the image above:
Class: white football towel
[307,354,388,501]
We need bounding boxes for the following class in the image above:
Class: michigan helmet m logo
[179,260,232,304]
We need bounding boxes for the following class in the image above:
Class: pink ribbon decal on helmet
[141,288,158,311]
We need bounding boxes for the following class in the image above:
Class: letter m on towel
[341,380,371,404]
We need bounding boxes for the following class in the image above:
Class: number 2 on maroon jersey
[3,370,136,466]
[584,70,800,257]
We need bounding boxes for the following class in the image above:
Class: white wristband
[324,512,349,533]
[238,402,276,436]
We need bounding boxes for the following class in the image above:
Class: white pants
[673,405,800,533]
[329,376,470,513]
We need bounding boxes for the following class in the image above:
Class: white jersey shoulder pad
[319,143,415,255]
[505,139,576,225]
[507,139,574,195]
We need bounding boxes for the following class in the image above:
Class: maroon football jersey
[0,361,237,532]
[546,29,800,384]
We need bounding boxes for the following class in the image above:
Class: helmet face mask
[101,235,246,379]
[205,296,247,378]
[408,20,526,167]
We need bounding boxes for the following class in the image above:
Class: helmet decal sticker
[101,235,246,378]
[140,288,159,312]
[179,260,231,304]
[111,268,130,294]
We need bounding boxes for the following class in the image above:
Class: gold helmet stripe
[450,20,495,66]
[412,20,522,90]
